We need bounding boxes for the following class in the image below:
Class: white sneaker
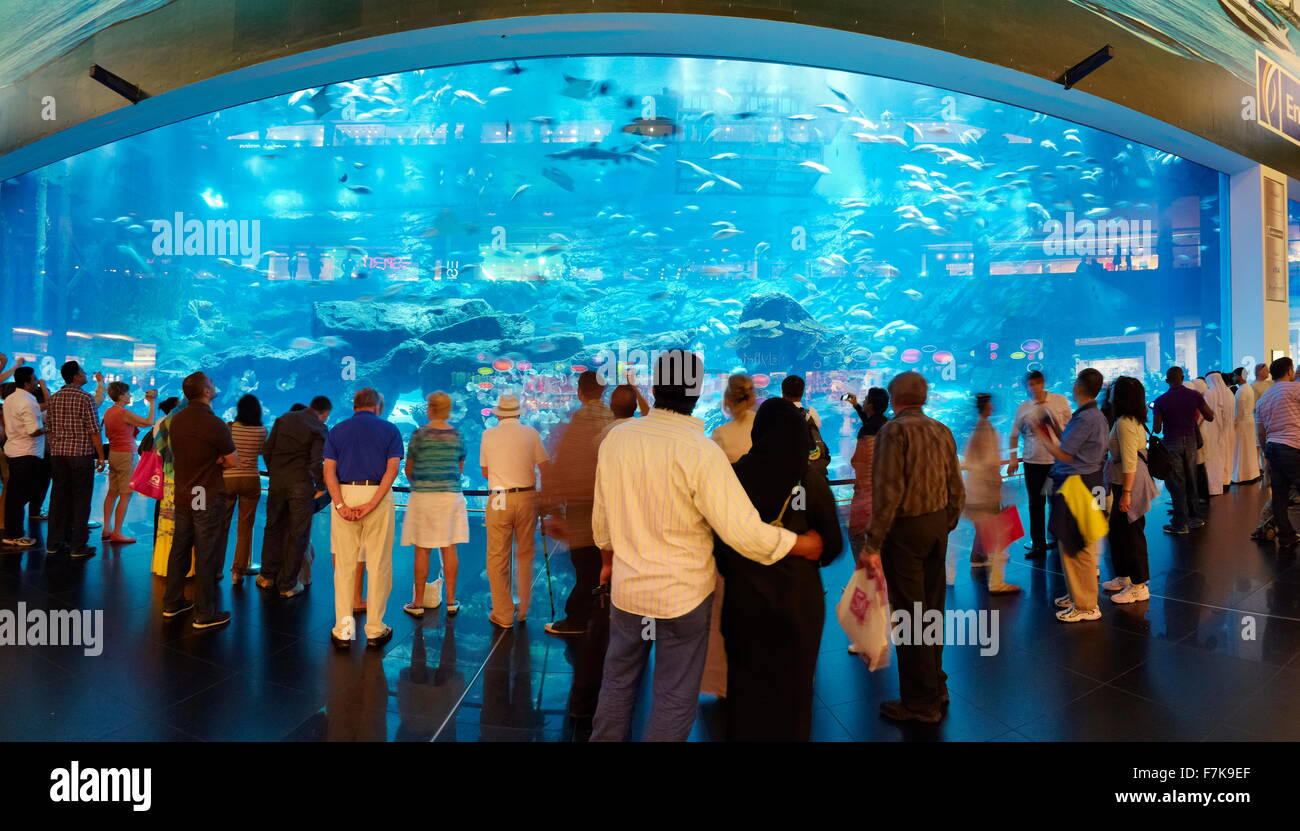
[1054,593,1073,608]
[1111,583,1150,604]
[1056,605,1102,622]
[1102,576,1131,592]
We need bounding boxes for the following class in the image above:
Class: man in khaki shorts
[480,393,548,628]
[324,388,403,649]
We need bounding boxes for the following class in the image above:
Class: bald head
[889,371,928,409]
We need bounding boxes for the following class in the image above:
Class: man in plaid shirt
[45,360,105,558]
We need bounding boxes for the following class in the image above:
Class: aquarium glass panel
[0,56,1227,482]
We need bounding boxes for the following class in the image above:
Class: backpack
[1141,423,1171,480]
[804,408,831,472]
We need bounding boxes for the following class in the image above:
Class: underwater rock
[731,292,842,372]
[193,342,338,415]
[357,338,434,410]
[419,313,533,345]
[417,334,584,394]
[311,298,492,353]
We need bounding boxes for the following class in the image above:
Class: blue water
[0,55,1225,483]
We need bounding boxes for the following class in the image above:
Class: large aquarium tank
[0,55,1226,483]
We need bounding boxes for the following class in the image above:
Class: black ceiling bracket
[89,64,148,103]
[1059,45,1115,90]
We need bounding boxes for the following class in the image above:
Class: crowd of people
[0,347,1295,740]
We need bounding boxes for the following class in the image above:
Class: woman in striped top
[225,394,267,581]
[402,391,468,618]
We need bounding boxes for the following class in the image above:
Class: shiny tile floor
[2,477,1299,741]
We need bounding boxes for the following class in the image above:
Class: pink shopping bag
[129,450,164,500]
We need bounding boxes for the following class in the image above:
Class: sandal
[989,583,1022,594]
[446,600,460,616]
[402,602,424,618]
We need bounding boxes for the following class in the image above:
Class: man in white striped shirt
[590,350,824,741]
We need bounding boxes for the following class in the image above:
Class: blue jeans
[590,594,713,742]
[1265,443,1300,546]
[1163,435,1201,529]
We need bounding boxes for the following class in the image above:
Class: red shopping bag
[976,505,1024,553]
[129,450,164,500]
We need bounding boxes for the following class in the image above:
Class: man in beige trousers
[324,388,403,649]
[480,393,549,629]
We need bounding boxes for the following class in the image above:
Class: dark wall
[1,0,1296,177]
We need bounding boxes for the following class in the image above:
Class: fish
[347,185,373,195]
[199,188,226,209]
[488,87,512,97]
[548,143,648,164]
[798,160,831,174]
[511,184,530,200]
[307,88,333,117]
[561,74,613,99]
[541,166,575,191]
[116,244,151,274]
[453,89,486,105]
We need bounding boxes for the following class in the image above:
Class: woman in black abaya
[716,397,844,741]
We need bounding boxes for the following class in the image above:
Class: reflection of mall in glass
[0,55,1225,479]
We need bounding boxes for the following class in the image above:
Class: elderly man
[542,370,613,637]
[858,371,964,724]
[480,393,549,629]
[324,388,403,648]
[259,395,331,598]
[44,360,105,559]
[162,372,238,630]
[590,349,824,742]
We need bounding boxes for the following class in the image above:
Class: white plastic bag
[836,567,892,671]
[422,577,443,609]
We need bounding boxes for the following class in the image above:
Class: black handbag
[1142,423,1172,480]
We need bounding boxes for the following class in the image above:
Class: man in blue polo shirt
[324,387,403,649]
